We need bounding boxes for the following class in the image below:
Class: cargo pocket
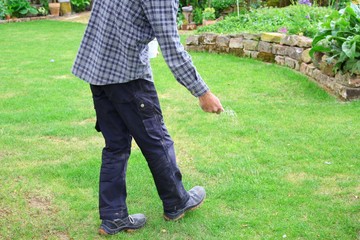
[142,115,164,141]
[135,94,159,119]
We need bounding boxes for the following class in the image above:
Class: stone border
[186,32,360,101]
[0,15,63,24]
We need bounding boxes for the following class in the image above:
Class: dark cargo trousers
[90,79,190,220]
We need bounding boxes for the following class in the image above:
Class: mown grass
[0,21,359,239]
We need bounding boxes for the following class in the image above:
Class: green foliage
[266,0,282,7]
[197,5,334,37]
[211,0,237,12]
[40,0,48,11]
[0,0,51,19]
[177,0,184,28]
[177,9,185,28]
[0,0,7,19]
[37,6,47,15]
[193,7,203,24]
[310,3,360,74]
[249,0,265,8]
[328,0,351,10]
[70,0,89,12]
[202,7,216,20]
[5,0,38,18]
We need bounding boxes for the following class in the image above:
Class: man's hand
[198,91,224,114]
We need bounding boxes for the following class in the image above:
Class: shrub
[202,7,216,20]
[310,3,360,74]
[6,0,38,18]
[193,7,203,24]
[37,6,47,16]
[197,5,334,37]
[211,0,237,12]
[0,0,7,19]
[328,0,351,10]
[71,0,90,12]
[177,9,185,28]
[39,0,48,11]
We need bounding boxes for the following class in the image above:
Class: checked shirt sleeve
[141,0,209,97]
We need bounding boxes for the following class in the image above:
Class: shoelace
[128,215,135,224]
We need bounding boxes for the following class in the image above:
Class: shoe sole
[163,199,204,221]
[98,225,144,235]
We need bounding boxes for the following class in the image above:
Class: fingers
[208,106,224,114]
[213,107,224,114]
[199,91,224,114]
[215,107,224,114]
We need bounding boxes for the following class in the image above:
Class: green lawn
[0,21,359,240]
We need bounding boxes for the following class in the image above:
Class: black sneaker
[164,186,206,221]
[98,214,146,235]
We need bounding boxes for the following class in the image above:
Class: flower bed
[196,5,334,38]
[186,32,360,101]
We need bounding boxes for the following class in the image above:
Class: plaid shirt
[72,0,209,97]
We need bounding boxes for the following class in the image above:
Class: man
[72,0,223,235]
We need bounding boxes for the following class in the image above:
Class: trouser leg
[91,85,132,220]
[97,80,189,212]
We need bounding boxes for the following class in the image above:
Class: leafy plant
[310,3,360,74]
[37,6,47,15]
[249,0,264,8]
[202,7,216,20]
[177,9,185,28]
[0,0,7,19]
[328,0,351,10]
[211,0,237,12]
[70,0,89,12]
[6,0,38,18]
[40,0,48,11]
[193,7,204,24]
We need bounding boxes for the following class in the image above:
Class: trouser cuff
[163,193,190,212]
[100,209,128,220]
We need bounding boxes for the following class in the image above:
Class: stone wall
[0,15,55,24]
[185,32,360,101]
